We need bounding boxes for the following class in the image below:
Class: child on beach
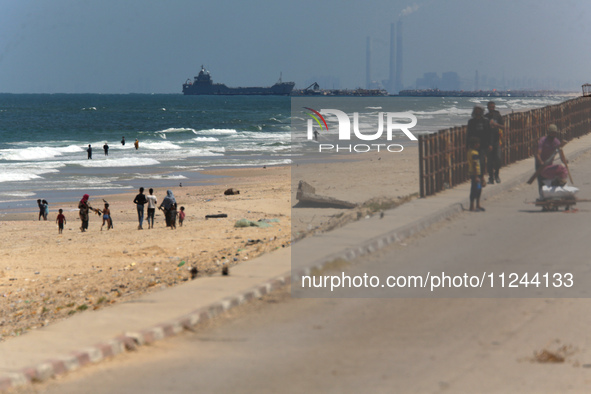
[101,202,112,230]
[178,206,185,227]
[37,199,48,221]
[468,137,486,212]
[56,209,66,234]
[43,200,49,220]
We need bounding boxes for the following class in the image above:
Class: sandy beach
[0,145,419,342]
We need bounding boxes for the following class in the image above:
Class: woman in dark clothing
[159,189,177,229]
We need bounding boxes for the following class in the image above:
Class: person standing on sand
[146,188,157,229]
[56,209,66,234]
[133,187,148,230]
[178,206,185,227]
[42,199,49,220]
[159,189,177,229]
[87,144,92,159]
[485,101,504,184]
[78,194,93,232]
[37,199,46,221]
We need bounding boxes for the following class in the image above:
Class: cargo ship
[183,66,295,95]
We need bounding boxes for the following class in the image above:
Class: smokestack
[394,20,403,92]
[389,23,395,93]
[366,37,371,89]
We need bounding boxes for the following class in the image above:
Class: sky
[1,0,590,94]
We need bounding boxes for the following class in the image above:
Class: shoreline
[0,165,292,341]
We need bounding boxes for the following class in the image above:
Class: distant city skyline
[1,1,590,93]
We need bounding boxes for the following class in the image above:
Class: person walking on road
[466,106,491,179]
[485,101,504,184]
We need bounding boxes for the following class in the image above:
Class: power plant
[366,21,404,94]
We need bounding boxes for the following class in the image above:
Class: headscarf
[161,189,176,210]
[80,194,89,203]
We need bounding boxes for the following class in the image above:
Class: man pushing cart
[527,124,579,211]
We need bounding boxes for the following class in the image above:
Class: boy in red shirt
[56,209,66,234]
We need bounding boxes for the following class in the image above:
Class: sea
[0,93,571,212]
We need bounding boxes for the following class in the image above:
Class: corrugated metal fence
[418,96,591,197]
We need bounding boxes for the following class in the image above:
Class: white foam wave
[142,174,188,180]
[141,141,182,150]
[193,128,237,135]
[0,172,43,182]
[412,107,472,116]
[158,127,196,134]
[233,131,291,141]
[0,191,36,198]
[221,159,292,167]
[75,158,161,168]
[0,145,84,161]
[193,137,219,142]
[186,149,224,157]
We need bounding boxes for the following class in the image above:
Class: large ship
[183,66,295,96]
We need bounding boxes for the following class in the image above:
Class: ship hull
[182,82,294,96]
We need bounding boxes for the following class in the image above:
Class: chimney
[389,23,395,93]
[366,37,371,89]
[394,20,403,92]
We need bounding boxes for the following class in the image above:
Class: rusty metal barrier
[419,96,591,197]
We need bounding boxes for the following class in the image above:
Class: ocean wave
[193,128,237,135]
[186,149,224,157]
[233,131,291,141]
[412,106,472,116]
[192,137,219,142]
[0,172,43,183]
[0,191,36,198]
[158,127,196,134]
[141,174,188,180]
[220,159,292,167]
[0,145,84,161]
[141,141,183,150]
[74,158,161,168]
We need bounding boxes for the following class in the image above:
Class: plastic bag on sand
[541,185,579,199]
[234,219,272,228]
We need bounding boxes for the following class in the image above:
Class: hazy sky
[1,0,590,93]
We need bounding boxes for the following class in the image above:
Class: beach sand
[0,146,419,341]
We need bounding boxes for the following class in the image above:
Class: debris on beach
[224,188,240,195]
[205,213,228,219]
[234,218,279,228]
[295,180,357,209]
[533,342,577,364]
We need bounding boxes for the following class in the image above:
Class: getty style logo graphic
[304,108,417,152]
